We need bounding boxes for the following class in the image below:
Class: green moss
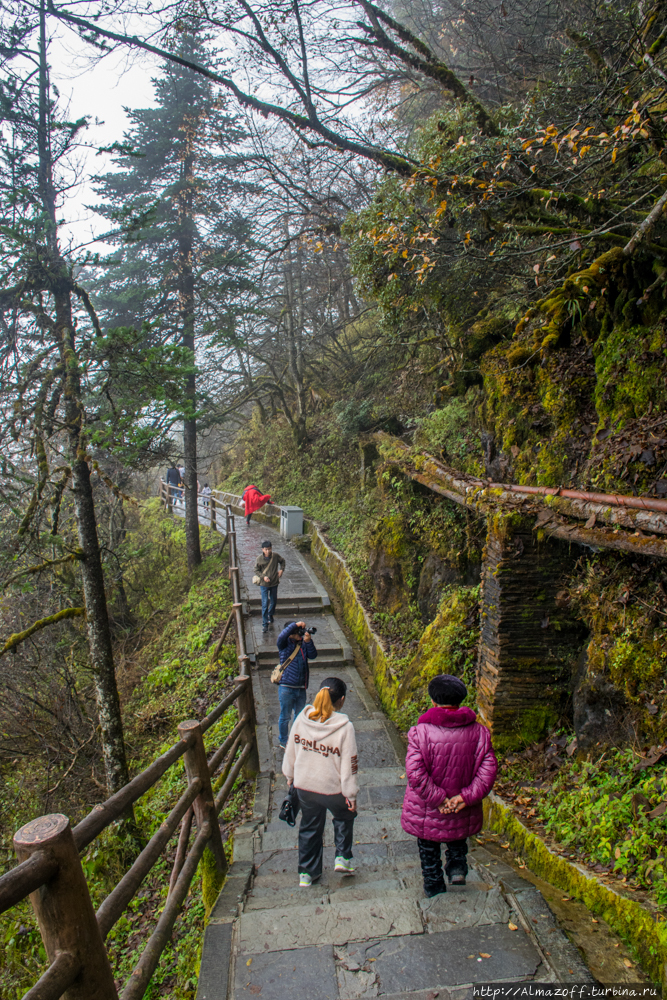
[201,847,225,918]
[395,584,479,726]
[594,323,667,426]
[485,795,667,988]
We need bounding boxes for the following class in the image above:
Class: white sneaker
[334,857,355,875]
[299,872,313,886]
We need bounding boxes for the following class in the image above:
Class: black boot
[417,838,446,897]
[445,838,469,885]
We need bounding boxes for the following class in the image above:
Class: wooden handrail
[1,503,260,1000]
[95,778,202,940]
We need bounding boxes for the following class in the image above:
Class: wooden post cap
[14,814,69,849]
[177,720,200,736]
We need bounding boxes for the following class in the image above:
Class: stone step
[259,815,409,852]
[256,657,348,671]
[238,895,424,953]
[247,593,323,607]
[255,643,343,661]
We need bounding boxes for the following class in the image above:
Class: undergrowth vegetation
[0,501,248,999]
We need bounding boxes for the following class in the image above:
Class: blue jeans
[261,585,278,626]
[278,685,307,745]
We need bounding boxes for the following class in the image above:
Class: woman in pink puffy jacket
[401,673,497,897]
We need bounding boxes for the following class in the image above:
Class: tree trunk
[39,0,129,793]
[178,141,201,572]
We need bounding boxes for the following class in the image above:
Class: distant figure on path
[283,676,358,887]
[401,673,497,897]
[242,483,271,526]
[276,619,317,745]
[166,464,180,506]
[201,483,212,506]
[254,540,285,633]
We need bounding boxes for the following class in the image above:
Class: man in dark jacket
[166,464,181,505]
[277,620,317,749]
[254,541,286,633]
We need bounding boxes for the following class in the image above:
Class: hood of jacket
[296,709,350,739]
[417,705,476,727]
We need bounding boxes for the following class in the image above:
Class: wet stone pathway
[196,513,594,1000]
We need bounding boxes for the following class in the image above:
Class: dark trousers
[417,837,468,895]
[297,789,356,878]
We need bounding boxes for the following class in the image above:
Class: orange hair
[309,688,334,722]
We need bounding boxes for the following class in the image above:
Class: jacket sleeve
[460,727,497,805]
[277,623,296,650]
[277,554,286,570]
[405,726,446,807]
[254,556,263,575]
[339,723,359,800]
[304,638,317,660]
[282,725,296,782]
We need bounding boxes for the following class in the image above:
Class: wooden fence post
[14,813,118,1000]
[176,721,228,879]
[210,495,217,532]
[235,668,260,778]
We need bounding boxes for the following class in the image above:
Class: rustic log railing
[0,504,258,1000]
[158,479,282,525]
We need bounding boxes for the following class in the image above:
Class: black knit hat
[261,540,272,548]
[428,674,467,706]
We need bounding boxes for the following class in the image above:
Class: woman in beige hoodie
[283,676,359,886]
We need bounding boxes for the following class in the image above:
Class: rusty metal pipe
[486,481,667,512]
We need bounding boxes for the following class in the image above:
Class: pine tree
[93,32,254,571]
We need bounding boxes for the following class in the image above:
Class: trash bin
[280,506,303,539]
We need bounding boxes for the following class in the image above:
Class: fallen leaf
[562,897,570,901]
[246,959,253,967]
[623,958,634,969]
[592,918,599,923]
[585,513,596,529]
[468,954,475,959]
[615,847,621,859]
[647,800,667,819]
[501,842,510,849]
[480,952,491,958]
[508,922,518,931]
[399,773,405,779]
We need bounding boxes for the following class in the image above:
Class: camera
[293,624,317,637]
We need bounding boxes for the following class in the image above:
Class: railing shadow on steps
[0,505,259,1000]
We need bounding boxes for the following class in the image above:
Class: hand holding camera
[293,620,317,641]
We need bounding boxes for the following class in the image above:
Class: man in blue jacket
[277,620,317,749]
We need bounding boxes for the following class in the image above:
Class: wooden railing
[158,480,283,522]
[0,505,258,1000]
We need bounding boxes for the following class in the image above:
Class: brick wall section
[477,515,587,750]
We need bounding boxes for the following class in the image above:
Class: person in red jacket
[242,484,271,525]
[400,673,497,897]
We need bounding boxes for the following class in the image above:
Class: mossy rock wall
[396,583,479,712]
[310,528,397,709]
